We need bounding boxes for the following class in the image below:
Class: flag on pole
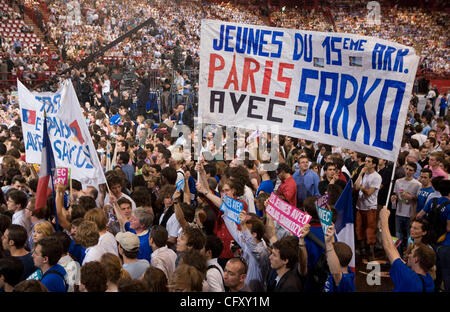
[335,179,355,271]
[57,79,106,186]
[106,140,112,172]
[35,113,55,212]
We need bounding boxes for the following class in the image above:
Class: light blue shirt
[223,216,270,292]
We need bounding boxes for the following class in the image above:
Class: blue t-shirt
[323,267,355,292]
[69,240,86,265]
[256,180,274,217]
[416,187,434,213]
[390,258,434,292]
[125,222,153,262]
[16,253,38,281]
[422,196,450,221]
[41,264,68,292]
[256,180,274,197]
[305,225,325,272]
[440,233,450,246]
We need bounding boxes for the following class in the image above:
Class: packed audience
[0,0,448,294]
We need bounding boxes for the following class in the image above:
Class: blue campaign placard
[220,195,244,224]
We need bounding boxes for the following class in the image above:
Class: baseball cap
[115,232,140,252]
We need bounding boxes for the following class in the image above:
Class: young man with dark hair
[391,162,422,256]
[355,155,382,260]
[104,174,136,236]
[205,235,225,292]
[380,206,436,291]
[268,237,303,292]
[117,151,135,187]
[223,212,270,292]
[33,236,68,292]
[6,189,30,233]
[2,224,36,281]
[323,225,355,292]
[149,225,177,282]
[425,152,447,179]
[318,162,347,196]
[416,168,434,215]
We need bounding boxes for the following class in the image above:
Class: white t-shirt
[356,171,382,211]
[58,254,80,292]
[82,244,107,265]
[206,258,225,292]
[98,231,119,256]
[394,178,422,218]
[239,185,256,214]
[159,210,181,239]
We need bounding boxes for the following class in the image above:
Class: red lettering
[224,54,239,90]
[274,63,294,99]
[241,57,260,93]
[261,60,273,95]
[208,53,225,88]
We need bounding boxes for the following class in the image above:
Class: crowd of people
[0,0,449,294]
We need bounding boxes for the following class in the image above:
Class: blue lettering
[393,49,409,73]
[213,24,224,51]
[313,71,339,133]
[343,38,350,49]
[358,40,367,51]
[293,68,318,130]
[293,33,312,62]
[332,74,358,139]
[350,77,381,144]
[26,132,38,151]
[35,117,42,132]
[224,25,236,52]
[247,28,260,55]
[350,39,359,51]
[258,29,271,57]
[372,43,386,70]
[331,37,342,66]
[373,80,406,150]
[235,27,248,53]
[54,140,62,159]
[270,31,283,58]
[382,46,396,71]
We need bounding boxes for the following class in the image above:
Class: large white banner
[18,80,106,186]
[199,19,419,161]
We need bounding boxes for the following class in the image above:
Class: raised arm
[379,206,401,264]
[297,223,310,276]
[183,170,191,204]
[173,191,189,230]
[55,183,72,231]
[324,224,343,285]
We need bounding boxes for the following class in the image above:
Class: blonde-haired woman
[32,221,55,245]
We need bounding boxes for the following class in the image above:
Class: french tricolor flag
[22,108,36,125]
[35,115,56,213]
[335,179,355,271]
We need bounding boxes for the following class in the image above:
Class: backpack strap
[207,264,223,279]
[160,206,175,228]
[41,269,68,291]
[206,264,224,287]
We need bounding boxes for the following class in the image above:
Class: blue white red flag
[335,179,355,271]
[35,114,55,213]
